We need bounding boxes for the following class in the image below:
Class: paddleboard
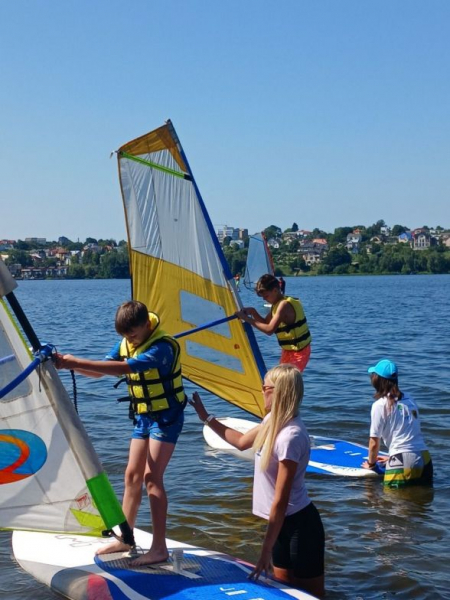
[12,527,319,600]
[203,417,386,477]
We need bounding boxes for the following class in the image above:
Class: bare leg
[273,566,325,599]
[131,438,175,566]
[96,438,148,555]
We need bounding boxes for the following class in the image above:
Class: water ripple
[3,275,449,599]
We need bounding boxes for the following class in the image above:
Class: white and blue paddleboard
[12,527,319,600]
[203,417,386,477]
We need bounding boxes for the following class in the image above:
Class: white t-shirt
[370,392,428,455]
[252,414,310,519]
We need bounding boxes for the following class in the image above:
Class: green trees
[329,227,353,246]
[99,252,130,278]
[319,247,352,274]
[222,245,247,276]
[264,225,282,240]
[5,249,33,267]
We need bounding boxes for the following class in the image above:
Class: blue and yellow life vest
[119,312,186,415]
[272,297,311,351]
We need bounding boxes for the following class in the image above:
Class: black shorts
[272,502,325,579]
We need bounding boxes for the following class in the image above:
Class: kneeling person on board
[55,300,186,565]
[236,274,311,372]
[190,364,325,598]
[362,359,433,487]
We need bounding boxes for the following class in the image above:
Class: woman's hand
[189,392,209,422]
[248,548,273,581]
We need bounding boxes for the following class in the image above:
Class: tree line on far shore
[222,222,450,277]
[5,222,450,280]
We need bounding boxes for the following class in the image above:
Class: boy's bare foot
[95,540,131,556]
[130,548,169,566]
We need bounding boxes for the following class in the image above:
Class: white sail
[244,232,275,289]
[0,263,130,539]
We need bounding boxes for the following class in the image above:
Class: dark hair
[255,274,280,297]
[115,301,149,335]
[370,373,403,403]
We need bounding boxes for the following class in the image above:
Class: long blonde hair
[253,364,304,471]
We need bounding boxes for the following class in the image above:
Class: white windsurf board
[203,417,386,477]
[12,527,319,600]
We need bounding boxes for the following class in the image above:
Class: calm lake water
[1,275,449,600]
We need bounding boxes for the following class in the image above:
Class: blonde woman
[190,364,325,598]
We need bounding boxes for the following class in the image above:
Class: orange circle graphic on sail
[0,430,47,484]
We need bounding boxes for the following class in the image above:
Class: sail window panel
[120,160,162,257]
[185,341,244,374]
[0,325,31,401]
[180,292,232,338]
[121,149,183,258]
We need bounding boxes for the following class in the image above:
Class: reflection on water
[2,275,450,600]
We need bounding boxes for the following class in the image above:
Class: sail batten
[118,121,267,417]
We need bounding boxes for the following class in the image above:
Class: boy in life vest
[236,274,311,372]
[55,300,186,565]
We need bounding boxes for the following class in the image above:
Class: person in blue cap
[362,359,433,487]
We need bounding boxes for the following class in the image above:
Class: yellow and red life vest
[119,312,185,415]
[272,297,311,351]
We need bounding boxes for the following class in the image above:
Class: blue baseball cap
[368,359,398,380]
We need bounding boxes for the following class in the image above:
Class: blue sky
[1,1,449,242]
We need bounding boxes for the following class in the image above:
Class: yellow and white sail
[117,121,267,417]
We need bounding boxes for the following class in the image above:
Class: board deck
[12,527,319,600]
[203,417,386,477]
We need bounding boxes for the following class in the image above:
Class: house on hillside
[346,232,362,254]
[282,231,300,242]
[398,231,412,244]
[0,240,15,251]
[385,236,400,245]
[312,238,328,251]
[267,238,280,249]
[302,250,322,266]
[413,232,436,251]
[370,235,384,244]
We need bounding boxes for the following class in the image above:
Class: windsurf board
[203,417,386,477]
[12,527,319,600]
